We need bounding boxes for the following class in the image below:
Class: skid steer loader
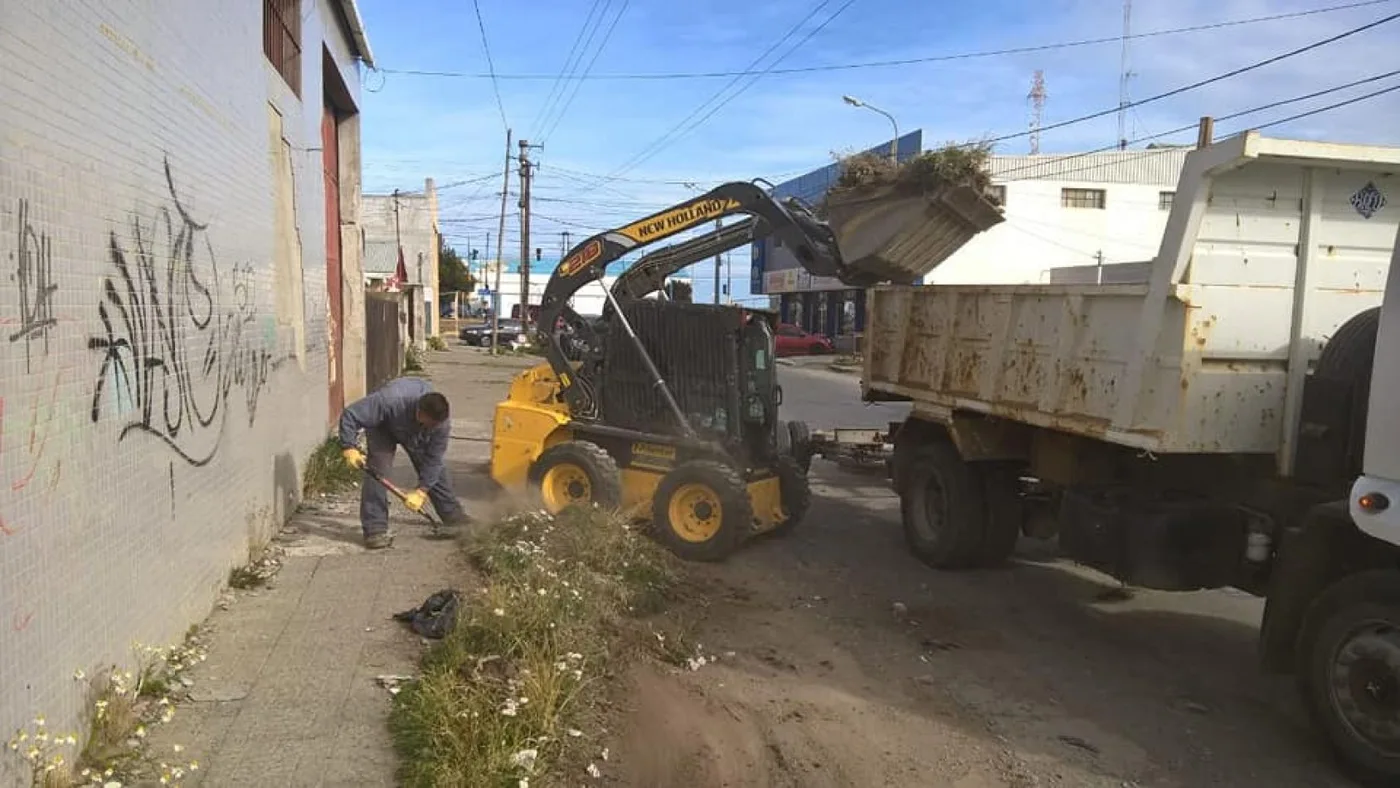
[488,181,860,561]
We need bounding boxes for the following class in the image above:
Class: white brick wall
[0,0,365,764]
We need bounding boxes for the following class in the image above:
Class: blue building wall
[751,130,923,338]
[749,130,923,294]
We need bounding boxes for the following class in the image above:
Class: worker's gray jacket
[337,377,450,488]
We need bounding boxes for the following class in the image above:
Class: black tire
[1298,570,1400,785]
[1314,307,1381,476]
[898,439,986,569]
[974,463,1024,567]
[767,455,812,538]
[528,441,623,514]
[776,419,793,456]
[788,420,813,472]
[652,461,752,562]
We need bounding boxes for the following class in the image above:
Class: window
[264,0,302,97]
[1061,188,1106,209]
[989,184,1007,206]
[1159,191,1175,210]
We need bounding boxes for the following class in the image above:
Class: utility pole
[482,231,492,297]
[712,218,722,304]
[518,138,534,336]
[491,129,512,353]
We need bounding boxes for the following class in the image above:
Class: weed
[302,436,360,497]
[390,507,678,787]
[404,345,426,372]
[427,335,448,352]
[824,140,996,209]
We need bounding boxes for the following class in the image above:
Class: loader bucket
[822,184,1004,284]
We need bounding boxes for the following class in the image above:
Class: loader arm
[537,181,853,417]
[611,218,761,301]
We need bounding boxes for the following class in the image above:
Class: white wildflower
[601,747,610,761]
[493,608,506,617]
[586,763,601,778]
[567,728,583,738]
[510,748,539,771]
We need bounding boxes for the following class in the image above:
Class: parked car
[775,323,834,356]
[459,319,525,347]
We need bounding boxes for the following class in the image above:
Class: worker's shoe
[363,532,395,550]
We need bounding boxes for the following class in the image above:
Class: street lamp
[842,94,899,164]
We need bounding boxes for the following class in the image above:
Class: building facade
[752,134,1190,338]
[364,180,441,343]
[0,0,372,758]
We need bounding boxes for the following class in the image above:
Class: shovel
[361,465,453,539]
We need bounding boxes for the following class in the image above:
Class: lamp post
[842,94,899,164]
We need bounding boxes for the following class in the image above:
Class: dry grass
[825,141,996,207]
[389,507,679,787]
[427,335,449,352]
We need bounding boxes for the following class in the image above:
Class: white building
[930,147,1192,284]
[0,0,373,746]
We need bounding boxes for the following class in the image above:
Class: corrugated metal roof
[989,148,1189,186]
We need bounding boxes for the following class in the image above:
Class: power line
[539,0,632,145]
[471,0,509,130]
[994,69,1400,181]
[981,10,1399,150]
[379,1,1394,82]
[527,0,607,135]
[604,0,860,183]
[598,0,837,183]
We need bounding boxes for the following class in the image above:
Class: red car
[775,323,834,356]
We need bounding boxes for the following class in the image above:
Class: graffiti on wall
[8,199,58,372]
[88,157,286,466]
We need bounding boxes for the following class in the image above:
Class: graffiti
[89,157,282,466]
[9,199,58,372]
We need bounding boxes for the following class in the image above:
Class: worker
[337,377,471,549]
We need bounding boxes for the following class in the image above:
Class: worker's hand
[342,447,367,470]
[403,488,429,514]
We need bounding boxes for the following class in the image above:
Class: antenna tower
[1027,70,1046,155]
[1117,0,1133,149]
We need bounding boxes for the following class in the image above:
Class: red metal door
[322,103,345,423]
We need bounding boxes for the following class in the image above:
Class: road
[615,363,1357,788]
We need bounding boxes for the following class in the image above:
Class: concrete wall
[0,0,367,759]
[363,184,438,341]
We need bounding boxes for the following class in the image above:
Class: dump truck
[803,131,1400,782]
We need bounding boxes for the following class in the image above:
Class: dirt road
[611,363,1356,788]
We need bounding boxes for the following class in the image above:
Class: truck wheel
[768,455,812,538]
[1314,307,1381,476]
[776,419,793,456]
[529,441,623,514]
[899,440,985,569]
[652,461,751,562]
[975,463,1024,567]
[1299,570,1400,783]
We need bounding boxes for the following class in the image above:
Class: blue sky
[355,0,1400,301]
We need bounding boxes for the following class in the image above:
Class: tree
[663,279,693,303]
[438,238,476,294]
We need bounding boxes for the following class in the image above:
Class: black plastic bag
[393,588,461,639]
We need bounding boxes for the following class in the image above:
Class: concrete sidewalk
[147,348,535,786]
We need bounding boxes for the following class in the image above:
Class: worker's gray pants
[360,428,465,537]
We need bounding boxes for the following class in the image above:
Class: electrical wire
[994,69,1400,181]
[471,0,509,131]
[597,0,837,183]
[527,0,607,135]
[981,10,1400,151]
[378,1,1394,82]
[539,0,632,145]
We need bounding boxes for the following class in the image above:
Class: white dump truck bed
[864,132,1400,462]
